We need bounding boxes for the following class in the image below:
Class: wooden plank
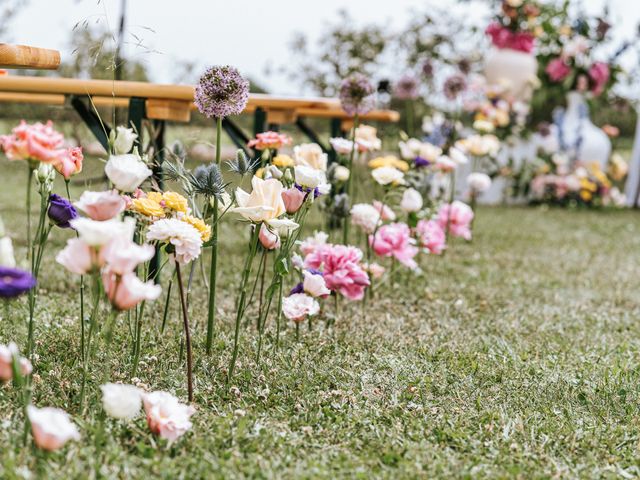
[146,98,191,122]
[0,44,60,70]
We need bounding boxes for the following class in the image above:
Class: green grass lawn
[1,157,640,478]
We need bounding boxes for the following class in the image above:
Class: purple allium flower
[194,65,250,118]
[421,60,434,79]
[394,74,420,100]
[48,194,77,229]
[0,267,36,298]
[339,73,375,116]
[443,74,467,101]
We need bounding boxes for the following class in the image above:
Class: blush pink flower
[282,293,320,322]
[27,406,80,451]
[53,146,83,179]
[103,269,162,311]
[437,201,474,240]
[281,187,306,214]
[369,223,419,269]
[143,391,195,442]
[304,244,370,301]
[415,219,446,255]
[545,58,572,82]
[372,201,396,221]
[0,342,32,382]
[299,231,329,256]
[247,131,292,150]
[259,223,280,250]
[588,62,610,96]
[100,237,155,275]
[75,190,126,221]
[56,237,101,274]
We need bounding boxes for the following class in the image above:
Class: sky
[6,0,640,95]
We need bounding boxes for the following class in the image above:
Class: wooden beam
[0,44,60,70]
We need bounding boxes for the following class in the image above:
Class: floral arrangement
[486,0,541,54]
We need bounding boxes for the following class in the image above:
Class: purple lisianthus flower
[394,74,420,100]
[294,184,323,199]
[48,194,77,229]
[289,282,304,295]
[195,65,250,119]
[0,267,36,298]
[339,73,375,116]
[414,156,430,168]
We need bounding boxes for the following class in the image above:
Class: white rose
[112,126,138,155]
[294,165,326,189]
[105,154,153,192]
[293,143,328,171]
[467,172,492,193]
[400,188,423,213]
[0,236,16,268]
[371,166,405,186]
[333,165,350,182]
[100,383,142,420]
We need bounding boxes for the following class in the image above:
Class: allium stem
[206,117,223,354]
[227,225,261,384]
[342,113,360,244]
[176,260,194,402]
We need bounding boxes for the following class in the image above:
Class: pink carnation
[369,223,419,269]
[486,23,535,53]
[304,244,370,301]
[545,58,572,82]
[415,219,446,255]
[588,62,610,96]
[247,131,292,150]
[437,201,474,240]
[0,120,65,163]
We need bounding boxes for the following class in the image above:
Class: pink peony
[545,58,572,82]
[299,231,329,257]
[437,201,474,240]
[369,223,419,269]
[415,219,446,255]
[486,23,535,53]
[588,62,610,96]
[75,190,126,221]
[304,244,370,301]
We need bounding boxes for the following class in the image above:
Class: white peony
[350,203,381,234]
[147,219,203,264]
[105,153,153,192]
[371,166,405,186]
[293,143,328,171]
[100,383,142,420]
[112,126,138,155]
[400,188,423,213]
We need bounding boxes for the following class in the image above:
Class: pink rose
[415,219,446,255]
[588,62,610,96]
[75,190,126,221]
[545,58,571,82]
[369,223,419,269]
[281,187,306,214]
[437,201,474,240]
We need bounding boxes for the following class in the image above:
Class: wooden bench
[0,43,60,70]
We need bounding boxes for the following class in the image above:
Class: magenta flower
[369,223,419,269]
[415,219,446,255]
[588,62,610,96]
[545,58,571,82]
[304,244,370,301]
[485,23,535,53]
[437,201,474,240]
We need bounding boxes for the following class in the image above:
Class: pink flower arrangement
[437,201,474,240]
[415,219,446,255]
[545,58,572,82]
[485,23,535,54]
[369,223,419,269]
[304,244,370,301]
[247,131,292,150]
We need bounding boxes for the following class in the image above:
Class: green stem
[65,180,85,365]
[342,114,360,245]
[160,270,175,334]
[227,225,261,384]
[274,281,284,352]
[101,309,120,385]
[26,165,33,263]
[175,260,194,402]
[79,273,101,408]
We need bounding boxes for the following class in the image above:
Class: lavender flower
[194,66,250,118]
[0,266,36,298]
[48,194,77,229]
[394,74,419,100]
[339,73,375,116]
[443,74,467,101]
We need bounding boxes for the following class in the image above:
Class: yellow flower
[147,191,163,203]
[368,155,409,172]
[132,198,165,218]
[182,215,211,242]
[162,191,189,213]
[580,190,593,202]
[272,155,294,168]
[580,179,597,193]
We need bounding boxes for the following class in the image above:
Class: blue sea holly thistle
[338,73,374,244]
[194,65,250,354]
